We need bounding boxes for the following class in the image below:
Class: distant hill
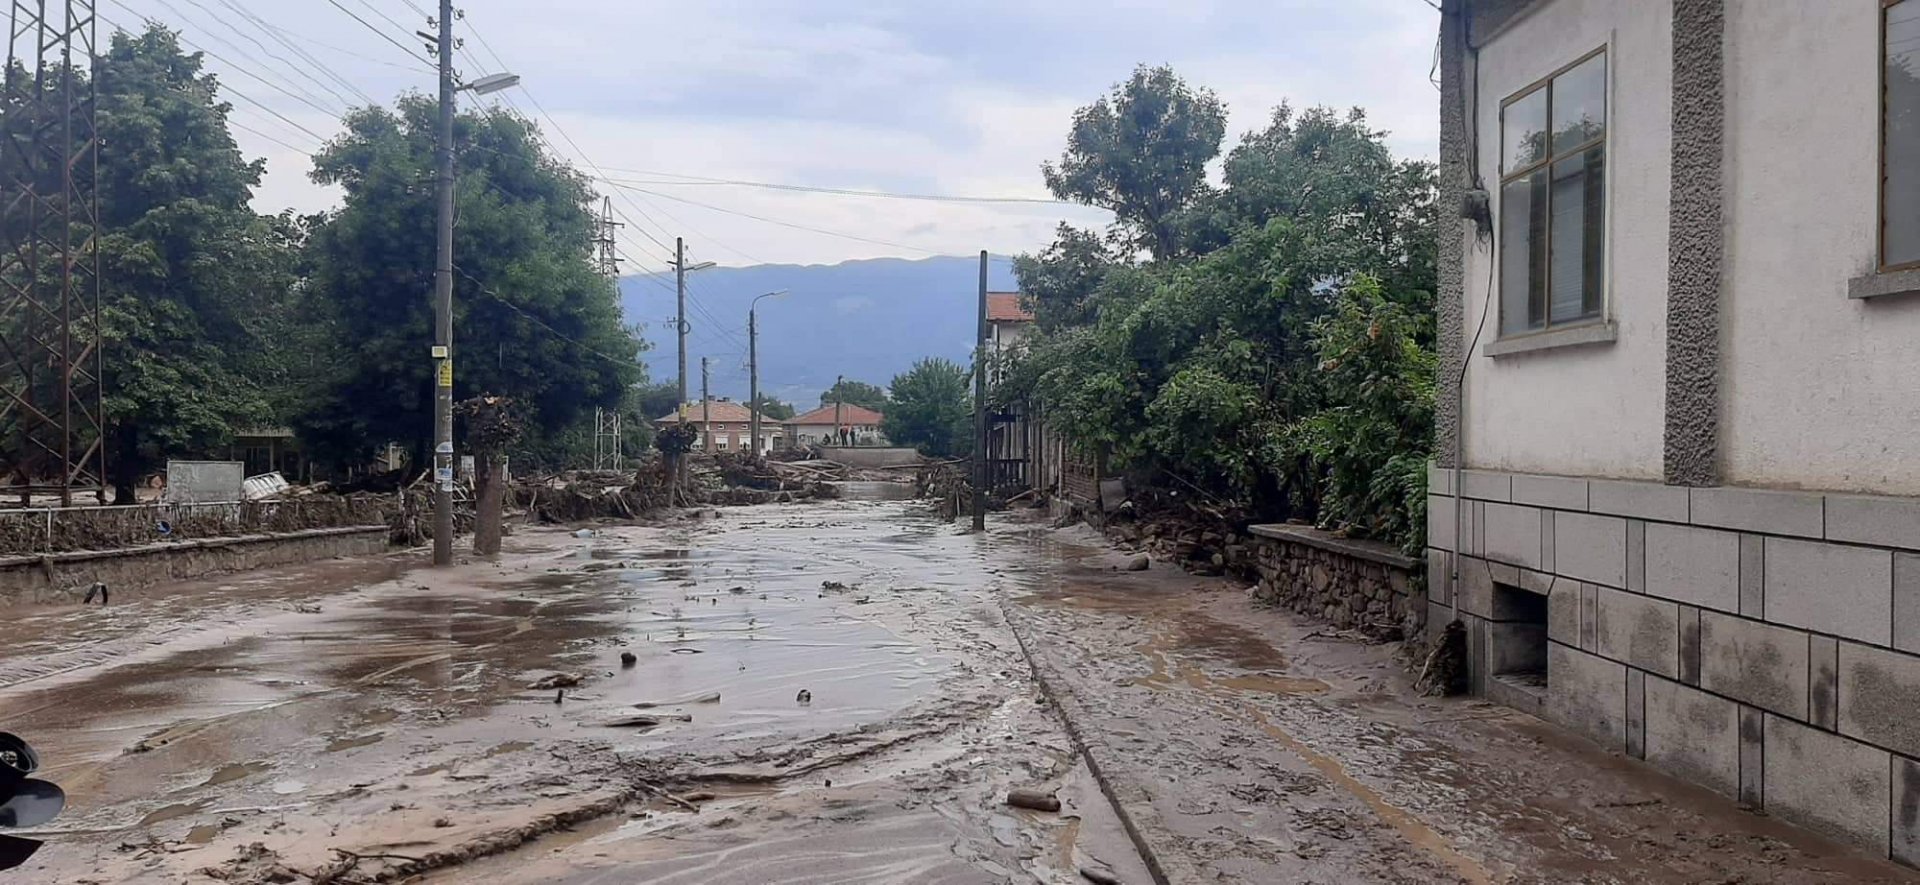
[618,255,1019,408]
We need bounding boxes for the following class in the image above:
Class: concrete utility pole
[833,374,844,446]
[430,0,457,566]
[748,310,758,455]
[973,251,988,530]
[676,237,688,407]
[701,357,711,453]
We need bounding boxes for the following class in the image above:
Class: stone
[1698,611,1808,720]
[1124,554,1149,571]
[1511,473,1589,511]
[1547,580,1581,646]
[1554,512,1628,588]
[1690,486,1824,539]
[1460,469,1512,502]
[1594,586,1679,678]
[1589,478,1690,523]
[1427,496,1458,551]
[1482,502,1543,570]
[1837,641,1920,759]
[1643,675,1739,797]
[1764,537,1893,646]
[1547,642,1626,751]
[1763,714,1890,854]
[1643,523,1740,613]
[1825,493,1920,550]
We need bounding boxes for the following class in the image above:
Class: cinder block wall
[1428,466,1920,864]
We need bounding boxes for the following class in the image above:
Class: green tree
[882,358,971,457]
[1011,224,1121,332]
[819,379,888,412]
[1042,65,1226,261]
[0,27,302,500]
[750,394,795,421]
[297,97,641,469]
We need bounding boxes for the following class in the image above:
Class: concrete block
[1678,605,1702,686]
[1626,669,1647,759]
[1763,714,1891,855]
[1472,500,1485,557]
[1644,675,1739,797]
[1428,463,1455,496]
[1595,586,1679,678]
[1548,580,1581,647]
[1739,705,1764,807]
[1427,549,1450,606]
[1838,641,1920,758]
[1690,486,1824,538]
[1541,511,1555,573]
[1483,502,1542,570]
[1548,641,1626,752]
[1555,512,1627,588]
[1699,611,1809,720]
[1765,537,1893,646]
[1427,496,1456,551]
[1461,469,1512,502]
[1456,555,1493,620]
[1644,523,1741,613]
[1627,520,1646,592]
[1895,756,1920,869]
[1739,533,1764,617]
[1897,552,1920,654]
[1512,473,1588,511]
[1513,567,1555,596]
[1580,582,1599,651]
[1809,634,1838,732]
[1826,493,1920,550]
[1589,478,1690,523]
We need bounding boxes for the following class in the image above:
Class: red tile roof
[654,401,763,424]
[986,292,1034,323]
[788,404,885,426]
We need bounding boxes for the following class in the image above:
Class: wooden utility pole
[833,374,844,446]
[973,251,988,530]
[701,357,711,453]
[748,309,759,456]
[430,0,457,566]
[675,237,688,406]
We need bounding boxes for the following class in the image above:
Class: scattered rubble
[1006,787,1061,812]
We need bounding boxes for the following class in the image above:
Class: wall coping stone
[1248,524,1418,571]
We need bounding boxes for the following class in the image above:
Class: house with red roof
[654,399,784,454]
[784,403,887,448]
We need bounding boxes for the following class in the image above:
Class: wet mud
[0,493,1914,883]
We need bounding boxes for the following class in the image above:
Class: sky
[101,0,1441,274]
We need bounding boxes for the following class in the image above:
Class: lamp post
[429,0,518,567]
[748,290,787,456]
[671,242,717,408]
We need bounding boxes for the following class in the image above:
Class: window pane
[1548,151,1603,323]
[1889,0,1920,266]
[1501,171,1548,334]
[1581,146,1606,317]
[1504,87,1548,173]
[1551,53,1607,155]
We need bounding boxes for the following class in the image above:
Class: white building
[1435,0,1920,864]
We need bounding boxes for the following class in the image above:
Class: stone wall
[1429,466,1920,866]
[0,525,394,607]
[1248,524,1424,638]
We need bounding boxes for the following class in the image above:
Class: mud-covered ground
[0,489,1915,883]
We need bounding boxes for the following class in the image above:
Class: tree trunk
[473,453,504,555]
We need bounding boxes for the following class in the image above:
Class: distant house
[785,403,886,448]
[654,399,784,455]
[986,291,1034,358]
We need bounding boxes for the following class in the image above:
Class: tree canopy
[819,379,888,413]
[882,358,971,457]
[751,394,795,421]
[295,96,641,467]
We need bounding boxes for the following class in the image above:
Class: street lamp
[673,244,718,408]
[463,72,520,95]
[749,289,788,457]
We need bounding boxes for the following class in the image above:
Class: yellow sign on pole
[437,359,453,388]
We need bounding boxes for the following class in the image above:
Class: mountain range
[617,255,1020,409]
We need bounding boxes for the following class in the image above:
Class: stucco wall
[1720,0,1920,495]
[1462,0,1672,479]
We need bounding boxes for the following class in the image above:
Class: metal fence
[0,496,394,556]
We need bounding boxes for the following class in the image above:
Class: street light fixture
[463,72,521,95]
[749,290,789,457]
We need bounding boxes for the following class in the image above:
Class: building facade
[785,404,887,447]
[1435,0,1920,863]
[655,400,783,454]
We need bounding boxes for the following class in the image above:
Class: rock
[1007,787,1061,812]
[795,689,812,705]
[572,529,595,538]
[1125,554,1150,571]
[1079,863,1123,885]
[1210,552,1225,567]
[619,651,638,667]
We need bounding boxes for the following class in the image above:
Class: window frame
[1884,0,1920,273]
[1497,44,1611,337]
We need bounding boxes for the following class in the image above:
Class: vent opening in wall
[1487,583,1549,700]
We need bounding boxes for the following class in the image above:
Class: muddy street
[1,494,1916,883]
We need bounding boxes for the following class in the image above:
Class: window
[1500,49,1607,335]
[1887,0,1920,270]
[716,438,729,451]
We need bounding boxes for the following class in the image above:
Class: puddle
[184,823,221,844]
[203,761,270,787]
[139,799,211,826]
[831,481,919,502]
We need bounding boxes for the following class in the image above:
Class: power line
[228,117,320,154]
[604,183,943,255]
[153,0,349,112]
[213,0,378,106]
[455,267,645,371]
[594,169,1088,207]
[324,0,435,68]
[104,0,347,119]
